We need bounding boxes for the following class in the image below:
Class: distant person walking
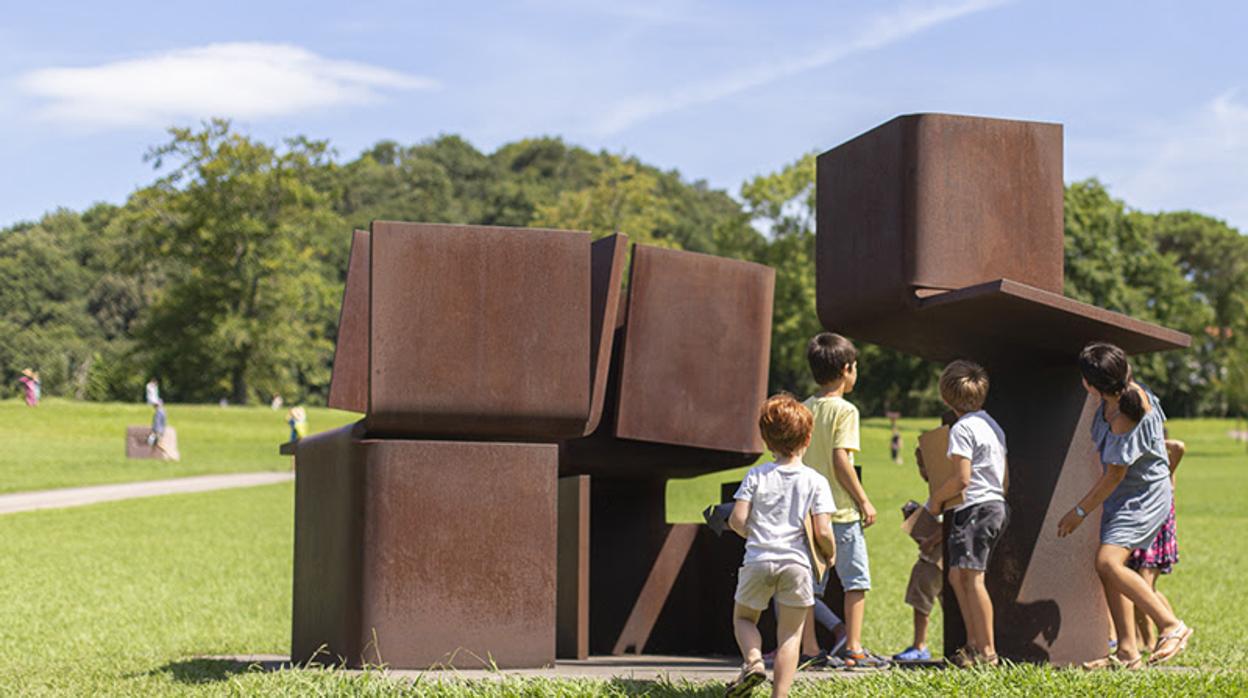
[18,369,41,407]
[287,406,308,443]
[145,379,161,406]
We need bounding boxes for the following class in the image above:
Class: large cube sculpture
[292,222,628,669]
[817,113,1189,665]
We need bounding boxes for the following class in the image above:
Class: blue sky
[2,1,1246,231]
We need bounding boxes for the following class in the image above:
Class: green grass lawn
[0,404,1244,695]
[0,398,358,493]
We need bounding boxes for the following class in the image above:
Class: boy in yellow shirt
[801,333,888,669]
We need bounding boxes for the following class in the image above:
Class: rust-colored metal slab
[585,234,628,436]
[557,476,590,660]
[365,221,591,440]
[614,245,774,453]
[612,524,698,655]
[816,113,1064,334]
[291,423,366,666]
[847,279,1190,365]
[327,230,370,413]
[291,432,558,669]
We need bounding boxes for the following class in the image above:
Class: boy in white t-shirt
[926,360,1010,668]
[725,394,838,698]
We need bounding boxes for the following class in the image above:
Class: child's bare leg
[801,607,819,655]
[964,570,995,656]
[843,590,866,652]
[913,609,929,649]
[773,603,808,698]
[954,568,983,652]
[733,604,764,667]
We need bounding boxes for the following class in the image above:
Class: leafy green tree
[127,120,344,404]
[532,154,680,246]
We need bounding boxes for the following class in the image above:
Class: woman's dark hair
[1078,342,1144,421]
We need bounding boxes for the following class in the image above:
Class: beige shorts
[904,558,942,616]
[734,561,814,611]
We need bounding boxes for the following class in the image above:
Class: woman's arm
[1057,463,1128,537]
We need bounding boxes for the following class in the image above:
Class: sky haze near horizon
[2,1,1247,231]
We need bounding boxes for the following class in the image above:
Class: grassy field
[0,398,358,493]
[0,403,1245,694]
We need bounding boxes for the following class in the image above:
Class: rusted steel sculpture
[559,245,775,658]
[295,222,775,668]
[816,113,1190,665]
[292,221,627,669]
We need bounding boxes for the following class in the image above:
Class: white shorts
[734,561,814,611]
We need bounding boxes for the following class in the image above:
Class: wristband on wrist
[1075,505,1087,518]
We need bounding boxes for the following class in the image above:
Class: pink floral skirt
[1128,499,1178,574]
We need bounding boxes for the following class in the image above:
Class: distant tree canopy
[2,121,1245,416]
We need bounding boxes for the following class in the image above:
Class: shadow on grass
[152,657,286,684]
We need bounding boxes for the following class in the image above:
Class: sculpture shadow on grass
[152,657,286,685]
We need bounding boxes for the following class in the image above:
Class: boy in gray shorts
[725,394,837,698]
[927,360,1010,667]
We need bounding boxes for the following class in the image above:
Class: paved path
[0,472,293,515]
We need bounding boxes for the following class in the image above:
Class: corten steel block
[816,113,1065,341]
[292,430,558,669]
[557,475,590,660]
[364,221,591,440]
[327,230,370,413]
[614,245,774,454]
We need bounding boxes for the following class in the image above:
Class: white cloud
[1084,88,1248,232]
[18,42,437,128]
[590,0,1012,136]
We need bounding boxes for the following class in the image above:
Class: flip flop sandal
[1149,622,1193,665]
[1081,654,1142,670]
[947,647,976,669]
[724,660,767,698]
[975,652,1001,667]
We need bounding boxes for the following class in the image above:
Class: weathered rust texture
[615,245,774,454]
[292,430,557,669]
[557,475,591,660]
[611,524,699,655]
[364,221,591,440]
[326,230,370,413]
[816,113,1190,665]
[585,235,629,435]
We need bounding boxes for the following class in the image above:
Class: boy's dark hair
[758,393,814,457]
[807,333,858,386]
[1079,342,1144,422]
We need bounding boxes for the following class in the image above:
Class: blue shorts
[814,521,871,593]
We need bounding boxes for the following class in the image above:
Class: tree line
[2,120,1245,417]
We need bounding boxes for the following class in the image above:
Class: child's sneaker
[892,645,932,662]
[837,647,891,670]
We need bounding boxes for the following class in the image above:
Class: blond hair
[939,360,989,413]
